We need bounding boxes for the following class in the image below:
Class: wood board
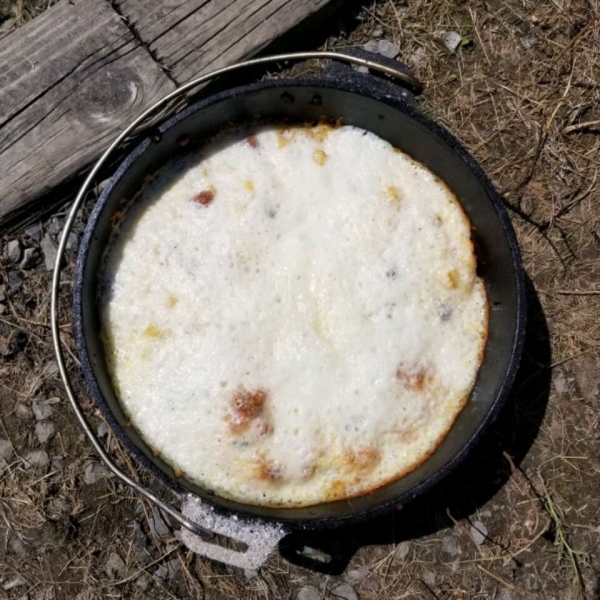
[0,0,336,227]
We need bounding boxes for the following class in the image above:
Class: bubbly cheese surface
[100,124,487,507]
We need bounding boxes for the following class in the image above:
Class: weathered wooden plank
[0,0,336,227]
[0,0,176,226]
[118,0,334,84]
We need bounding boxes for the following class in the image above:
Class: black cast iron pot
[74,53,526,533]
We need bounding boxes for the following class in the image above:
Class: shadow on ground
[279,277,551,574]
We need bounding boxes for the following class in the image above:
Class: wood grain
[0,0,334,227]
[117,0,334,83]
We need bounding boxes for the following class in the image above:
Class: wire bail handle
[51,51,423,537]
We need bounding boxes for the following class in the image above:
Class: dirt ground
[1,0,599,599]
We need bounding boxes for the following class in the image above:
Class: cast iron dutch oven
[74,52,526,531]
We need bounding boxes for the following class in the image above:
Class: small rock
[135,573,150,589]
[165,557,181,579]
[97,179,110,194]
[442,30,462,52]
[572,355,600,403]
[364,40,379,53]
[25,223,43,242]
[441,534,460,556]
[372,27,383,37]
[24,450,49,469]
[410,46,427,67]
[42,234,58,271]
[332,583,358,600]
[361,578,379,592]
[297,586,320,600]
[554,370,568,394]
[377,39,400,58]
[47,218,62,236]
[32,398,53,420]
[50,498,70,515]
[154,564,169,580]
[20,248,39,270]
[66,232,80,251]
[497,592,515,600]
[3,575,27,590]
[0,439,13,461]
[243,569,257,580]
[97,422,109,438]
[6,271,23,293]
[422,571,435,587]
[347,568,368,583]
[105,552,126,579]
[35,421,56,444]
[6,239,22,263]
[16,403,33,419]
[397,541,410,559]
[131,521,150,565]
[471,521,488,545]
[83,461,109,485]
[9,538,28,558]
[150,507,171,538]
[521,34,535,49]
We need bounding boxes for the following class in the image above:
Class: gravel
[150,507,171,538]
[66,232,80,251]
[347,568,368,583]
[105,552,126,579]
[397,541,410,559]
[32,398,53,421]
[297,586,321,600]
[2,575,27,590]
[16,403,33,419]
[25,222,43,242]
[51,456,64,470]
[441,534,460,556]
[97,422,109,438]
[377,39,400,58]
[6,239,22,262]
[42,234,58,271]
[35,421,56,444]
[135,573,151,589]
[50,498,70,515]
[9,538,28,558]
[442,30,462,52]
[131,521,150,565]
[6,271,23,293]
[470,521,488,545]
[83,461,109,485]
[332,583,359,600]
[363,40,379,53]
[23,450,49,469]
[20,248,39,269]
[0,438,13,460]
[47,218,62,236]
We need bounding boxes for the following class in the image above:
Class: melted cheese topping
[100,124,487,507]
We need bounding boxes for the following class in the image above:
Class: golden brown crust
[395,364,431,392]
[225,388,268,435]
